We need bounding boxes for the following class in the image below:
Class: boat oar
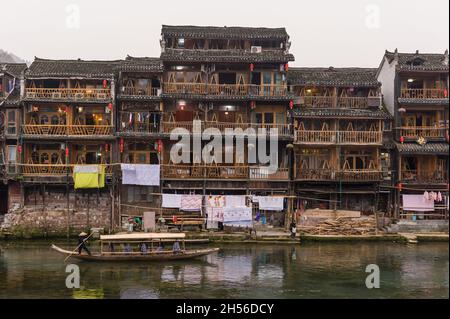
[64,232,94,262]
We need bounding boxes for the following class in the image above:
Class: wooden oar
[64,232,94,262]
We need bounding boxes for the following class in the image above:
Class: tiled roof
[288,67,380,87]
[1,90,21,106]
[116,56,163,72]
[395,142,449,155]
[398,97,449,105]
[293,107,392,119]
[0,63,27,78]
[26,58,121,79]
[161,49,294,63]
[385,50,449,71]
[162,25,289,40]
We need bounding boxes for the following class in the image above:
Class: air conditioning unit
[52,92,62,99]
[251,46,262,53]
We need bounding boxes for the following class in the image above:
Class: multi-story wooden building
[288,67,393,214]
[158,25,295,226]
[16,58,120,230]
[1,63,27,217]
[378,49,449,220]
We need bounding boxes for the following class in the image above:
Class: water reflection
[0,241,448,299]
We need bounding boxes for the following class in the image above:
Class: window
[264,113,274,124]
[7,146,17,163]
[7,110,16,135]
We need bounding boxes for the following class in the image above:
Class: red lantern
[105,143,109,152]
[400,136,405,144]
[397,183,403,192]
[250,101,256,109]
[103,79,107,88]
[107,103,112,110]
[285,63,289,72]
[249,63,254,72]
[444,89,448,98]
[17,145,22,154]
[158,140,163,153]
[289,100,294,109]
[65,147,69,158]
[119,138,124,153]
[173,215,178,223]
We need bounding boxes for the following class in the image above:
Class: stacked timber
[299,216,377,235]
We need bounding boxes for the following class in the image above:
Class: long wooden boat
[51,232,219,262]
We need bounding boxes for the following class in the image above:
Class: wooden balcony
[299,96,334,108]
[400,170,448,184]
[21,164,113,177]
[121,123,161,134]
[163,121,291,136]
[25,88,111,101]
[122,87,160,96]
[249,167,289,180]
[336,131,383,144]
[161,165,289,180]
[22,125,113,137]
[296,169,381,181]
[162,164,248,179]
[297,96,374,108]
[400,89,448,99]
[162,83,288,97]
[399,127,448,139]
[337,97,369,109]
[294,130,382,144]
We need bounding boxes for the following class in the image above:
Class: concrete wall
[377,57,397,115]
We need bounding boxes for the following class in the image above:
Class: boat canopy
[100,233,186,241]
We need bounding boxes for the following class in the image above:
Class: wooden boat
[51,232,219,262]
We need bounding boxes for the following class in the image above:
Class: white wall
[377,57,397,116]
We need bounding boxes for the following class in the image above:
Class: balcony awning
[395,142,449,155]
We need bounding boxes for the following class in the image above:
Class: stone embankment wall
[2,188,111,237]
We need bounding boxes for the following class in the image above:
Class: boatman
[77,232,91,255]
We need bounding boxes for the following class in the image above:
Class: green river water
[0,241,448,299]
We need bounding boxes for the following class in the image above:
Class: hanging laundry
[255,211,261,222]
[162,194,182,208]
[223,207,252,228]
[120,164,160,186]
[206,195,226,208]
[257,196,284,211]
[180,195,203,211]
[225,195,247,208]
[73,165,103,189]
[403,194,434,212]
[437,192,443,202]
[423,191,429,202]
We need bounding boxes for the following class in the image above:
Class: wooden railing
[121,122,161,134]
[296,168,381,181]
[22,125,112,136]
[399,126,448,139]
[337,97,369,109]
[25,88,111,101]
[163,121,290,135]
[294,130,382,144]
[21,164,113,176]
[400,89,448,99]
[296,168,336,180]
[161,165,289,180]
[337,131,383,144]
[122,87,160,96]
[299,96,334,108]
[400,170,448,183]
[162,164,249,179]
[249,167,289,180]
[163,83,288,97]
[294,130,336,143]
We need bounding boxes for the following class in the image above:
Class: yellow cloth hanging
[73,165,102,189]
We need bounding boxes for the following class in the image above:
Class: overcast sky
[1,0,449,67]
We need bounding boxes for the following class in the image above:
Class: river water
[0,241,448,299]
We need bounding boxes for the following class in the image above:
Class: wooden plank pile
[300,216,377,235]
